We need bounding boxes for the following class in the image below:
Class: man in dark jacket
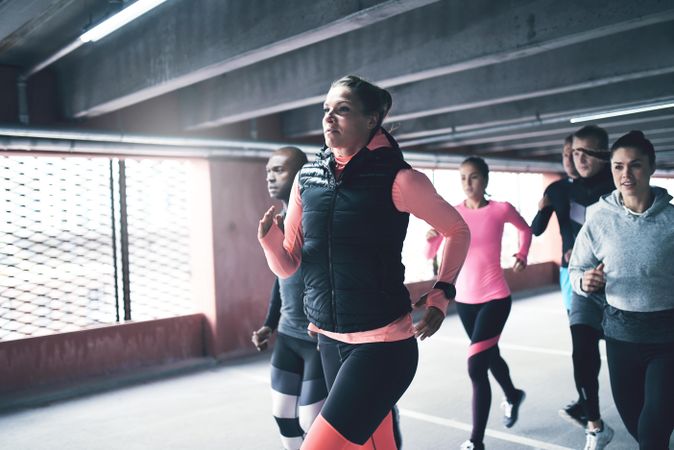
[561,125,615,449]
[531,134,579,312]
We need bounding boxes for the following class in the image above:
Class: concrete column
[207,158,279,358]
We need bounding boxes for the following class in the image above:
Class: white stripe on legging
[271,390,299,418]
[298,400,324,433]
[398,408,574,450]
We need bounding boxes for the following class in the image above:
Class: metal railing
[0,155,194,341]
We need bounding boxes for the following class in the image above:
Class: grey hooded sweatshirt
[569,186,674,343]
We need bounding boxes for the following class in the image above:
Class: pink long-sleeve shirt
[428,201,531,304]
[259,131,470,343]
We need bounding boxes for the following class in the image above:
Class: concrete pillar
[206,158,279,358]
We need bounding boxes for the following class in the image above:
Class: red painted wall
[504,261,559,293]
[0,314,204,395]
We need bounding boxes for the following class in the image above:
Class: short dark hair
[573,125,609,150]
[275,146,308,174]
[331,75,392,127]
[564,134,573,145]
[461,156,489,182]
[610,130,656,168]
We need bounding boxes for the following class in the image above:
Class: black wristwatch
[433,281,456,299]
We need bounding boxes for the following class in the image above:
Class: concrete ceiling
[1,0,673,170]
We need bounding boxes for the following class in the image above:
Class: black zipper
[325,149,363,331]
[327,185,338,331]
[326,158,340,331]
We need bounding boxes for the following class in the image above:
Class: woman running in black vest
[258,75,470,449]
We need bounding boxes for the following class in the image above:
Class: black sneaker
[559,400,588,428]
[501,389,525,428]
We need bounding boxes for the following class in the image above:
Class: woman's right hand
[581,263,605,292]
[258,206,281,239]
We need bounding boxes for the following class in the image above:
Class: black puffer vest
[298,130,412,333]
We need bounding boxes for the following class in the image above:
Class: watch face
[434,282,455,299]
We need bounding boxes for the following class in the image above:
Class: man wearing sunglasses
[561,125,615,450]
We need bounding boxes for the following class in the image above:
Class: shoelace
[501,399,513,417]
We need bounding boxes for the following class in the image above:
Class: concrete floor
[1,289,670,449]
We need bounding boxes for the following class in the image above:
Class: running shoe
[559,400,588,428]
[584,422,614,450]
[460,440,485,450]
[501,389,526,428]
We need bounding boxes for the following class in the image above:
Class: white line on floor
[398,408,574,450]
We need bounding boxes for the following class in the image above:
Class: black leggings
[606,338,674,450]
[570,324,602,421]
[456,297,517,443]
[317,335,418,447]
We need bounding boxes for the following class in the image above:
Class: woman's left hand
[414,306,445,340]
[512,256,526,273]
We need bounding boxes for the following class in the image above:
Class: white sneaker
[501,389,525,428]
[460,440,484,450]
[584,423,614,450]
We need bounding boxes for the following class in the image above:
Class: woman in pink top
[427,157,532,450]
[259,76,470,450]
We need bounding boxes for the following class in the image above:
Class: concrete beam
[392,75,674,141]
[400,108,674,150]
[181,0,674,130]
[418,122,674,171]
[284,21,674,136]
[474,129,674,154]
[58,0,439,118]
[412,114,674,151]
[0,0,50,42]
[0,0,79,64]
